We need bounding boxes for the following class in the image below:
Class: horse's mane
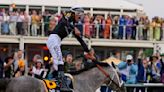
[68,61,110,75]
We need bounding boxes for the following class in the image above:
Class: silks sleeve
[73,31,90,53]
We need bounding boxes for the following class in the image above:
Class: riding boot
[58,64,72,92]
[52,70,58,79]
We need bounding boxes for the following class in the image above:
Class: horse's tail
[0,78,11,90]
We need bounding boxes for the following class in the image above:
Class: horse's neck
[73,67,107,92]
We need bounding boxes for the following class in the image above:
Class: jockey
[46,5,95,91]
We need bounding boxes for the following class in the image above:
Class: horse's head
[101,62,125,92]
[70,57,125,92]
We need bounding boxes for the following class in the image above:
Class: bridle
[93,61,123,91]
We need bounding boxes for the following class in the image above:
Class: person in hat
[118,55,138,92]
[151,55,161,78]
[31,59,45,79]
[14,60,25,77]
[46,5,95,90]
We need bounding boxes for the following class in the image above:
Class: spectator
[98,16,104,38]
[43,11,51,36]
[14,59,25,77]
[32,54,42,63]
[31,59,45,79]
[149,19,156,40]
[0,9,3,34]
[64,53,74,73]
[131,16,138,40]
[14,50,28,75]
[118,55,138,92]
[136,59,151,92]
[28,54,42,76]
[154,17,161,41]
[31,10,39,36]
[16,11,24,35]
[104,15,112,39]
[138,17,144,40]
[118,15,126,39]
[94,16,99,38]
[37,11,42,36]
[90,17,95,38]
[143,16,149,40]
[2,12,9,35]
[101,16,105,38]
[76,16,83,36]
[23,11,30,36]
[112,16,119,39]
[148,55,162,92]
[4,55,14,78]
[84,14,91,38]
[126,16,133,40]
[9,11,17,35]
[150,55,161,83]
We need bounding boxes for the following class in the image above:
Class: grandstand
[0,0,163,62]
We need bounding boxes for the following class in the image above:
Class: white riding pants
[46,34,64,70]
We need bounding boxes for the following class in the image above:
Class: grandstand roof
[2,0,143,10]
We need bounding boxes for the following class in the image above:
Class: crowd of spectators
[1,8,164,92]
[0,8,164,41]
[0,48,164,92]
[117,50,164,92]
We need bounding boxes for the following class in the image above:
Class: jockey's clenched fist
[84,51,96,60]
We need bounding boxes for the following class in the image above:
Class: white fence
[125,83,164,92]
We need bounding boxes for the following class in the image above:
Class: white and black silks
[47,13,90,70]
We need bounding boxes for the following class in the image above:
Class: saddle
[42,73,74,92]
[42,79,57,92]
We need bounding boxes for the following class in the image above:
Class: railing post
[0,22,1,35]
[162,27,164,41]
[123,25,126,40]
[145,87,147,92]
[41,21,44,37]
[153,43,158,54]
[96,24,99,39]
[83,24,85,39]
[88,38,91,50]
[110,25,112,40]
[28,22,30,36]
[19,37,25,58]
[25,5,29,15]
[136,26,139,40]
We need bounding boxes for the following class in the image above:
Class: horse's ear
[111,62,116,69]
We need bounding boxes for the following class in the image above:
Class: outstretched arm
[73,28,90,53]
[73,28,96,60]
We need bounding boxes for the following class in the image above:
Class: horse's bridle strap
[96,64,110,77]
[96,64,120,88]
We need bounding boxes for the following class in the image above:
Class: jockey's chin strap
[93,61,120,89]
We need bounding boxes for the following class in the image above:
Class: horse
[0,61,125,92]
